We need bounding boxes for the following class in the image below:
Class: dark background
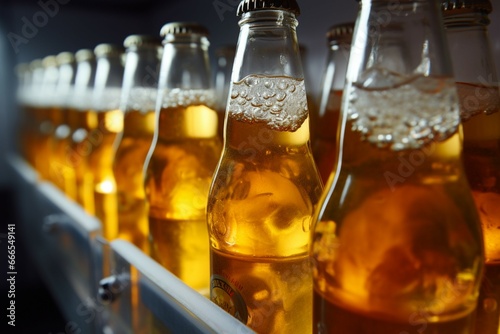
[0,0,499,333]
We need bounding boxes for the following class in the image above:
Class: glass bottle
[113,34,162,253]
[26,59,46,170]
[143,22,221,294]
[206,1,323,333]
[442,1,500,333]
[312,23,354,183]
[49,51,77,197]
[88,43,124,240]
[37,55,60,179]
[68,49,98,213]
[15,62,32,163]
[311,1,484,333]
[214,45,236,139]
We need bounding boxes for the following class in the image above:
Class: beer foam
[348,75,460,150]
[228,75,309,132]
[94,87,122,111]
[159,88,216,109]
[125,87,157,113]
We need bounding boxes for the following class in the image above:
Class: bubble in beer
[348,74,460,150]
[126,87,158,113]
[228,75,309,132]
[160,88,216,109]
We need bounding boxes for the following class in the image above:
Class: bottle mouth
[238,10,298,28]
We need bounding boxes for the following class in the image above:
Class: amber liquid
[144,104,221,293]
[208,115,323,333]
[87,109,123,240]
[113,110,155,253]
[67,108,98,213]
[312,89,342,183]
[458,82,500,334]
[19,104,38,166]
[33,106,61,179]
[212,249,312,334]
[312,119,483,333]
[313,289,475,334]
[48,107,78,198]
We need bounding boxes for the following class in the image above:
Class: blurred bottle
[113,34,162,253]
[143,22,221,294]
[48,51,77,197]
[88,43,124,240]
[15,62,33,163]
[311,0,484,333]
[442,1,500,333]
[312,23,354,183]
[68,49,98,213]
[206,1,322,333]
[214,45,236,139]
[25,59,46,169]
[36,55,60,179]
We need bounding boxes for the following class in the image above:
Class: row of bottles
[12,0,500,333]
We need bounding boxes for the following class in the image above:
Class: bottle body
[113,37,162,252]
[311,1,484,333]
[312,24,353,183]
[144,22,221,294]
[145,96,221,294]
[207,6,323,332]
[442,2,500,332]
[113,106,156,251]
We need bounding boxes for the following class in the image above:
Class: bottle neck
[121,47,161,113]
[444,11,498,85]
[233,10,303,81]
[158,36,211,90]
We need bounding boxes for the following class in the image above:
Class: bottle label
[211,274,248,323]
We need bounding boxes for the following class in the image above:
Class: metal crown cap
[56,52,75,65]
[441,0,492,13]
[75,49,95,62]
[326,22,355,42]
[123,34,162,48]
[42,55,58,68]
[160,22,209,37]
[94,43,124,58]
[236,0,301,16]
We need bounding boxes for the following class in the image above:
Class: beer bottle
[214,45,236,139]
[37,55,60,179]
[206,1,323,332]
[442,0,500,332]
[25,59,45,169]
[68,49,98,213]
[88,43,124,240]
[311,0,485,333]
[312,23,354,183]
[143,22,221,294]
[113,34,162,253]
[15,62,32,163]
[49,51,77,197]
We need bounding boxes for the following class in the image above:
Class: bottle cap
[75,49,95,62]
[441,0,492,14]
[94,43,124,58]
[29,59,43,71]
[236,0,300,16]
[42,55,58,68]
[56,52,75,65]
[326,22,355,43]
[123,34,162,48]
[160,22,209,37]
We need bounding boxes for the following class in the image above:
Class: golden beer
[113,109,155,251]
[459,82,500,333]
[145,102,221,294]
[87,109,123,240]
